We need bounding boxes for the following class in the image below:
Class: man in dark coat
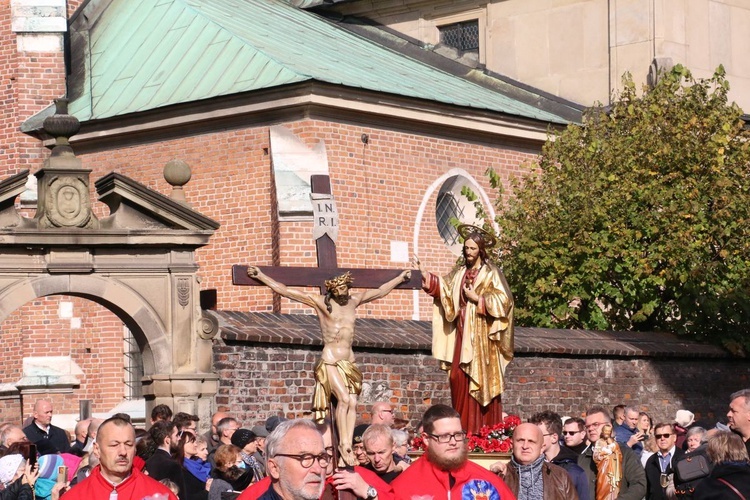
[530,411,590,500]
[22,399,70,454]
[145,420,187,500]
[645,422,685,499]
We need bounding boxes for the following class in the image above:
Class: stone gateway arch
[0,101,220,422]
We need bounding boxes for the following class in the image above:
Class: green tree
[488,65,750,352]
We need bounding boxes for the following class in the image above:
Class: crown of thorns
[325,271,354,291]
[457,224,497,248]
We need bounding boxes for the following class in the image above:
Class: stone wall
[213,311,744,430]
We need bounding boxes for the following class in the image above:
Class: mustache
[305,473,325,484]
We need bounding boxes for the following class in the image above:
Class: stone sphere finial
[164,159,192,205]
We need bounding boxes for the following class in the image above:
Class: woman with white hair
[685,427,707,453]
[391,429,411,465]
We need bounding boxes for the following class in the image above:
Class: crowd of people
[1,391,750,500]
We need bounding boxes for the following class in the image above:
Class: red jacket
[237,466,393,500]
[61,465,178,500]
[391,456,516,500]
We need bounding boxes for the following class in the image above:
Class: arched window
[435,175,483,254]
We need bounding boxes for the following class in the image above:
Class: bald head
[75,419,91,442]
[1,425,26,447]
[371,402,394,426]
[512,423,544,465]
[33,400,53,427]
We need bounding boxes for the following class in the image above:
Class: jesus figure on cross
[247,266,410,465]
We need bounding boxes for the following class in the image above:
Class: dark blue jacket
[552,445,591,500]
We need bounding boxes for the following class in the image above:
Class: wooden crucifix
[232,174,423,291]
[232,174,422,467]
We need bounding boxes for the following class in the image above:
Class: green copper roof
[64,0,571,124]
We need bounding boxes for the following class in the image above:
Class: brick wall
[214,340,450,428]
[0,296,126,421]
[69,119,535,318]
[214,333,749,430]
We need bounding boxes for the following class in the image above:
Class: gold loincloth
[311,359,363,422]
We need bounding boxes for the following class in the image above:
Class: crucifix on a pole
[232,174,422,466]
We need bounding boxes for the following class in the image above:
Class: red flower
[408,415,519,455]
[463,414,519,454]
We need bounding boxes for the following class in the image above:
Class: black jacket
[145,449,188,500]
[0,478,33,500]
[22,422,70,454]
[693,462,750,500]
[183,466,209,500]
[645,447,685,500]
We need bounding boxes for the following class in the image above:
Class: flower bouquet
[410,414,520,454]
[466,414,520,453]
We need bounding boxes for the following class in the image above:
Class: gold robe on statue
[430,262,514,411]
[311,358,363,422]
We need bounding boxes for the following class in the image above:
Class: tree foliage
[487,66,750,352]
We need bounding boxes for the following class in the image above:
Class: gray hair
[391,429,409,447]
[362,424,393,447]
[624,406,640,416]
[266,419,320,458]
[730,389,750,408]
[686,426,707,443]
[0,425,22,447]
[216,417,238,436]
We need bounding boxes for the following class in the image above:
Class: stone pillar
[142,374,219,429]
[11,0,68,173]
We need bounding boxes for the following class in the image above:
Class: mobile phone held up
[28,444,37,468]
[57,465,68,484]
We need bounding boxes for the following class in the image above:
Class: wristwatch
[366,486,378,499]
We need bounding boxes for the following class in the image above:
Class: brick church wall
[0,110,537,421]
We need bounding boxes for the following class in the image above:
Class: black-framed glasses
[427,432,467,443]
[655,433,673,439]
[562,430,582,435]
[273,453,331,468]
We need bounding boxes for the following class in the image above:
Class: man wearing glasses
[392,404,515,500]
[562,417,588,455]
[644,423,683,500]
[240,419,393,500]
[529,411,589,500]
[371,402,395,427]
[259,419,330,500]
[578,406,646,500]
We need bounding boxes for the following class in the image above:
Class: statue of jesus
[247,266,410,465]
[414,225,514,434]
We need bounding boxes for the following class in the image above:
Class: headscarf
[35,453,64,500]
[0,454,24,486]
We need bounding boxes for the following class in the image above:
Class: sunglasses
[562,430,582,435]
[655,433,673,439]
